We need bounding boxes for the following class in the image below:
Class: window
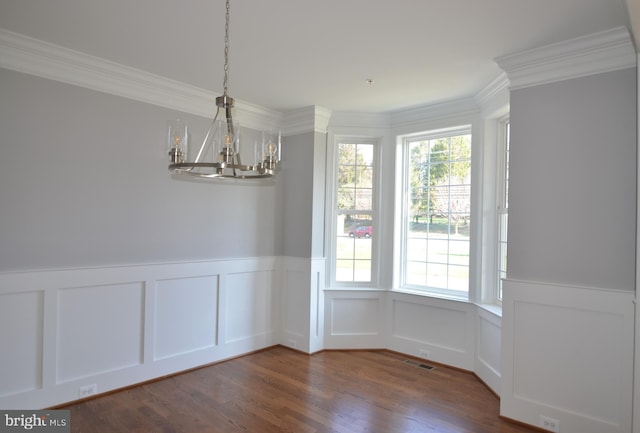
[398,127,472,298]
[333,140,376,283]
[496,121,510,300]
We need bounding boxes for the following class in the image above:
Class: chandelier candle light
[167,0,281,179]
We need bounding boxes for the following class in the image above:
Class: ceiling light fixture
[167,0,280,180]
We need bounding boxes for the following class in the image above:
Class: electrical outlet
[540,415,559,433]
[79,384,97,399]
[419,349,430,359]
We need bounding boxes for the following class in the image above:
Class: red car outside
[348,226,372,238]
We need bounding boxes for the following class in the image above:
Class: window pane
[354,260,371,282]
[337,188,355,210]
[426,238,449,263]
[336,236,355,260]
[354,238,372,259]
[336,260,355,282]
[447,265,469,292]
[355,189,372,211]
[425,263,448,289]
[356,144,374,166]
[406,261,426,286]
[449,239,469,266]
[338,166,356,188]
[406,237,425,261]
[356,167,373,188]
[339,143,356,165]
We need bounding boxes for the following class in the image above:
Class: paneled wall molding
[474,307,502,395]
[385,291,476,371]
[501,278,634,433]
[1,256,506,410]
[0,27,284,133]
[280,257,326,354]
[495,26,636,90]
[0,257,280,409]
[324,290,387,349]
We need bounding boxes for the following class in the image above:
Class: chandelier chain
[223,0,230,97]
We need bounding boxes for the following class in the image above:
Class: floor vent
[403,359,436,371]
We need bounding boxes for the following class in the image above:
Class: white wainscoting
[324,290,484,372]
[501,279,634,433]
[386,292,476,370]
[324,290,387,349]
[475,307,502,395]
[280,257,326,354]
[0,257,280,409]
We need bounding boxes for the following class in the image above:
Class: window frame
[495,117,510,303]
[395,125,473,301]
[326,134,382,289]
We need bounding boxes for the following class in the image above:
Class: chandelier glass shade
[167,0,280,180]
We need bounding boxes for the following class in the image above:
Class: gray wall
[281,131,319,258]
[0,69,284,271]
[507,68,637,291]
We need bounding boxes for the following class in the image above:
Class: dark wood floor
[62,346,541,433]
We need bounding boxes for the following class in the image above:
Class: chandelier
[167,0,280,179]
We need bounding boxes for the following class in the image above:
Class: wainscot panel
[501,279,634,433]
[281,257,326,354]
[324,291,386,349]
[386,292,475,370]
[475,307,501,394]
[57,282,144,382]
[154,275,219,361]
[0,290,43,398]
[225,270,276,344]
[282,266,309,347]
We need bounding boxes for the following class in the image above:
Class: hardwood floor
[62,347,541,433]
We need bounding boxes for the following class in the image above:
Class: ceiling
[0,0,635,114]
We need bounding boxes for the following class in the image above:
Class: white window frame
[495,117,510,303]
[326,134,382,289]
[395,125,473,301]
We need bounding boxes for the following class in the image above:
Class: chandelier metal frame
[167,0,280,180]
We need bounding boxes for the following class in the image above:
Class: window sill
[391,287,469,303]
[475,302,502,318]
[324,286,386,292]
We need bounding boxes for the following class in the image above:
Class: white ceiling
[0,0,634,114]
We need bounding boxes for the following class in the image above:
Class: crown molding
[475,72,509,106]
[495,26,637,90]
[390,97,481,133]
[283,106,333,136]
[0,28,284,132]
[328,111,391,129]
